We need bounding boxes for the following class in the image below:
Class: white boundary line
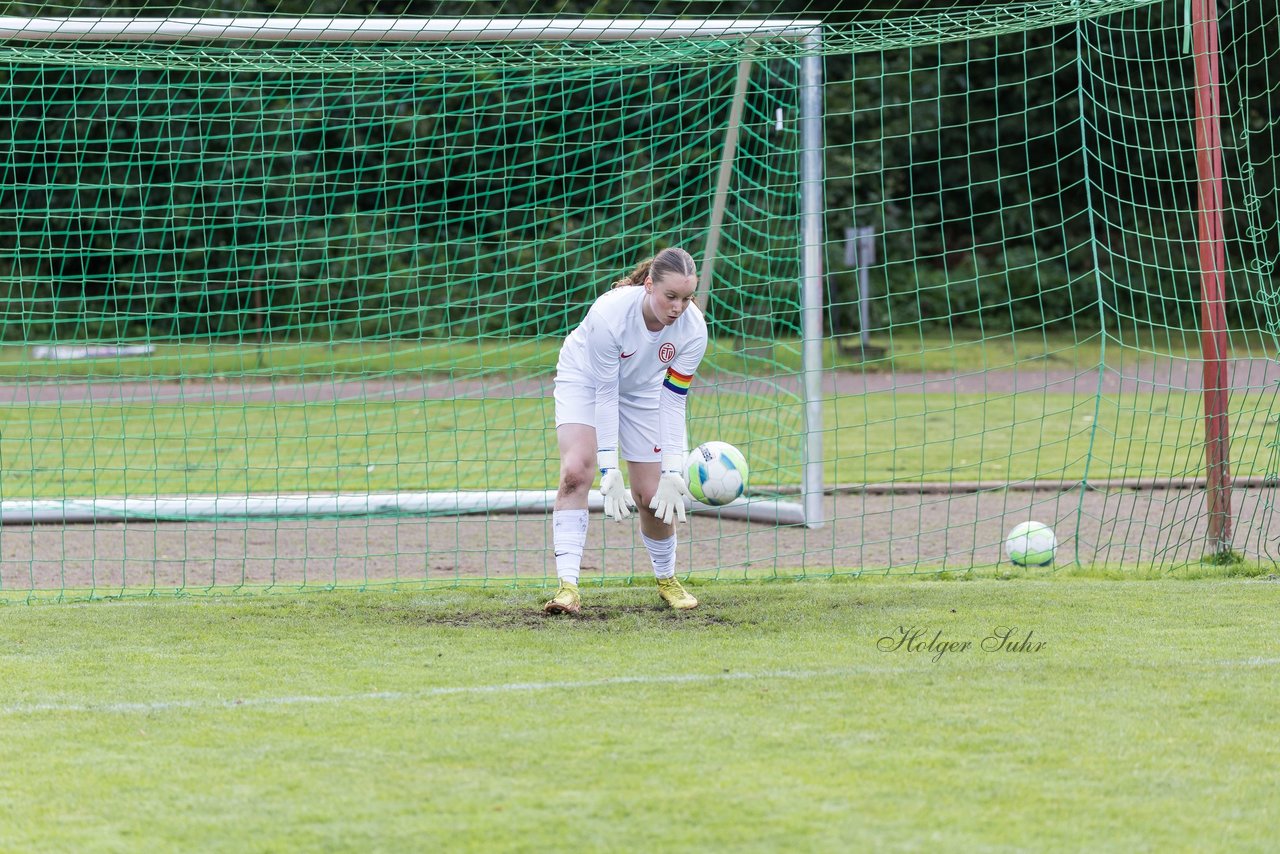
[5,659,1273,716]
[1,667,869,716]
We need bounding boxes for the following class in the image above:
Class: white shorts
[553,372,661,463]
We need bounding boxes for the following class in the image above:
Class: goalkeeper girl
[545,246,708,614]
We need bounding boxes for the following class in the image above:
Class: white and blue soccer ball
[685,441,749,506]
[1004,521,1057,566]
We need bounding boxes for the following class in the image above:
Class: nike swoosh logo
[653,445,662,454]
[620,351,636,359]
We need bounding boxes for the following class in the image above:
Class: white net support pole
[799,31,826,528]
[698,57,755,306]
[0,493,806,525]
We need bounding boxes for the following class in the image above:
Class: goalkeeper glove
[649,453,692,525]
[598,450,634,522]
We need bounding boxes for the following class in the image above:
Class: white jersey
[556,285,708,466]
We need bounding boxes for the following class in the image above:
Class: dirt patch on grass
[377,601,739,629]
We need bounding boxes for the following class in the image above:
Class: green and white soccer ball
[1004,521,1057,566]
[685,441,748,506]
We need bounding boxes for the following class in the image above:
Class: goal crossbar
[0,17,821,43]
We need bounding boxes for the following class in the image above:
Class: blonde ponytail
[611,247,696,290]
[612,259,653,289]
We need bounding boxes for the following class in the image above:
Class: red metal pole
[1192,0,1231,553]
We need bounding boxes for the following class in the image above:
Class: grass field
[2,576,1277,851]
[1,328,1274,380]
[2,330,1278,500]
[3,333,1276,845]
[0,388,1274,498]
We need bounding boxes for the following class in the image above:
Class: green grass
[2,327,1273,380]
[845,325,1280,374]
[834,388,1280,484]
[0,337,814,379]
[2,329,1277,500]
[0,339,562,380]
[1,388,1275,498]
[1,578,1276,850]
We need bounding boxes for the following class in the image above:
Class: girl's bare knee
[558,461,595,497]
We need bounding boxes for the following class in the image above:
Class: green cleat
[656,576,698,610]
[543,582,581,615]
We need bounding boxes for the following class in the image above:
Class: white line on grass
[12,657,1270,717]
[1217,657,1280,668]
[0,666,874,716]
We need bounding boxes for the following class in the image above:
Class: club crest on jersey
[658,343,676,363]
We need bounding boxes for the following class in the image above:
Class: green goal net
[826,0,1279,571]
[0,0,1277,600]
[0,19,819,598]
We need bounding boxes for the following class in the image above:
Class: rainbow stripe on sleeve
[663,367,694,395]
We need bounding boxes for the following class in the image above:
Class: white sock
[642,532,677,579]
[553,509,589,585]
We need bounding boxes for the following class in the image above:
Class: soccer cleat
[543,582,581,615]
[656,576,698,610]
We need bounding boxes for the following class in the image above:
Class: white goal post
[0,17,826,528]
